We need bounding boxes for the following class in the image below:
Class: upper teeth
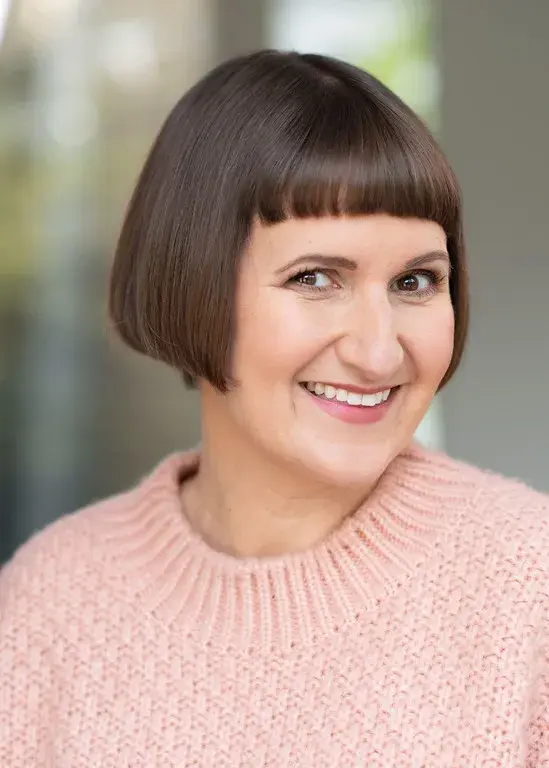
[305,382,391,407]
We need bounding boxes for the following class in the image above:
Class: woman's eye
[290,270,333,290]
[395,271,437,294]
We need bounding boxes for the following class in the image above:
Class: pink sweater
[2,444,549,766]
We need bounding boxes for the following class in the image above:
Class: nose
[335,288,404,380]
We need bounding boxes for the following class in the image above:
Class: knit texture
[2,444,549,767]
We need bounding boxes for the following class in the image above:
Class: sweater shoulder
[477,464,549,564]
[457,453,549,527]
[0,451,190,633]
[0,450,189,604]
[0,490,132,628]
[423,448,549,565]
[417,445,549,517]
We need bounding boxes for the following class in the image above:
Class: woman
[1,50,548,767]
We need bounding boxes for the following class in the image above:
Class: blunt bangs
[253,87,460,236]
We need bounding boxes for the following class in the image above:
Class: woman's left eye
[394,270,440,295]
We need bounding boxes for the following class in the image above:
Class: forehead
[246,214,447,266]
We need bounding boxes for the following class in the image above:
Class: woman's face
[203,214,455,488]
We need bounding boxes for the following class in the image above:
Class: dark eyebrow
[403,251,451,271]
[276,250,451,275]
[275,254,357,274]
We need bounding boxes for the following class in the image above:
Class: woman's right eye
[288,269,334,292]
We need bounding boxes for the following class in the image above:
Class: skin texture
[184,214,455,557]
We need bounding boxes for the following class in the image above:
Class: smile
[299,382,399,426]
[302,382,392,407]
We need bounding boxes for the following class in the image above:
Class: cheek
[418,305,455,378]
[402,301,455,382]
[233,291,324,383]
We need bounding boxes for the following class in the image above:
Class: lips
[302,382,392,408]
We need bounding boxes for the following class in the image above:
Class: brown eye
[299,272,319,286]
[398,274,420,292]
[288,269,334,291]
[394,271,437,295]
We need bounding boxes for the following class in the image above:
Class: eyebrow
[277,250,451,274]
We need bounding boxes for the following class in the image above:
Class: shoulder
[453,451,549,540]
[412,443,549,523]
[0,491,129,635]
[417,446,549,574]
[0,451,193,633]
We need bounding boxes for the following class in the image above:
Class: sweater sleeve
[0,545,60,766]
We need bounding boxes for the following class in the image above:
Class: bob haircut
[110,50,468,392]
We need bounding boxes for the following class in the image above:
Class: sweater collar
[100,443,473,653]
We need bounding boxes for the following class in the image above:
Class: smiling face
[200,214,455,488]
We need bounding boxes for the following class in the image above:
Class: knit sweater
[2,445,549,767]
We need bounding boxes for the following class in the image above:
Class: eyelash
[287,268,447,298]
[286,269,333,293]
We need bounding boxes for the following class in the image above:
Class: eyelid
[396,266,447,282]
[395,265,446,279]
[287,266,332,279]
[286,267,340,289]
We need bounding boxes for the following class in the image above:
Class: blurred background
[1,0,547,563]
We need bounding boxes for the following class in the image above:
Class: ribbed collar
[98,444,474,654]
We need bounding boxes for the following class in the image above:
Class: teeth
[305,383,392,407]
[347,392,363,406]
[324,385,336,399]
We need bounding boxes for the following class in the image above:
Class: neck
[182,431,376,560]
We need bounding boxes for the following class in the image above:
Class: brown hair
[109,50,468,392]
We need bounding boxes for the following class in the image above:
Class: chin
[294,438,400,489]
